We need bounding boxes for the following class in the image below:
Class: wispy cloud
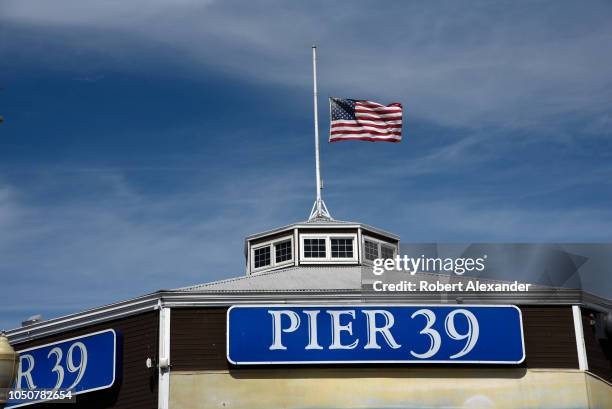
[2,1,612,130]
[2,0,612,328]
[390,198,612,242]
[2,144,611,329]
[0,169,312,329]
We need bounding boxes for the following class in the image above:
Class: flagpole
[312,45,322,215]
[309,45,331,220]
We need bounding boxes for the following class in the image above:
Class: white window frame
[362,235,397,264]
[300,233,358,264]
[251,236,294,273]
[381,243,397,260]
[273,238,294,265]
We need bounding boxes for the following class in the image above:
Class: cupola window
[331,238,353,258]
[363,236,398,263]
[300,233,358,263]
[275,240,292,263]
[304,238,326,258]
[381,244,395,260]
[364,240,379,261]
[250,236,295,272]
[254,246,271,268]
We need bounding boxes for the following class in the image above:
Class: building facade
[6,218,612,409]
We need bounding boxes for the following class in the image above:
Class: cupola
[244,216,399,275]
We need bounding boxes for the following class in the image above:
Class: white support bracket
[158,306,171,409]
[572,305,589,371]
[309,198,332,221]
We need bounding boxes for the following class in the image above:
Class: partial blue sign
[7,329,118,408]
[227,305,525,364]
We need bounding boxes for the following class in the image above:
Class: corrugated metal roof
[176,265,364,292]
[174,265,555,293]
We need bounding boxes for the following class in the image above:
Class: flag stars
[330,98,356,121]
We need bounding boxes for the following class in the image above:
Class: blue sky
[1,0,612,329]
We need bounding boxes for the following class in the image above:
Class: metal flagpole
[309,45,331,220]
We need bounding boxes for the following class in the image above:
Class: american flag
[329,97,403,142]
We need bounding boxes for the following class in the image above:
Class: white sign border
[226,304,526,365]
[7,328,117,408]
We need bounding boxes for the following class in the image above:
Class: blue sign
[7,329,118,408]
[227,305,525,364]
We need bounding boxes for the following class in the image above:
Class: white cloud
[0,169,312,329]
[2,0,612,329]
[2,1,612,130]
[0,0,210,26]
[1,157,611,329]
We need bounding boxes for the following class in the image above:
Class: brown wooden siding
[14,311,158,409]
[520,306,578,369]
[298,228,359,235]
[360,229,400,245]
[171,306,579,371]
[171,308,227,371]
[249,231,294,246]
[582,309,612,383]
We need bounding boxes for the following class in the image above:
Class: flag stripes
[329,98,403,142]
